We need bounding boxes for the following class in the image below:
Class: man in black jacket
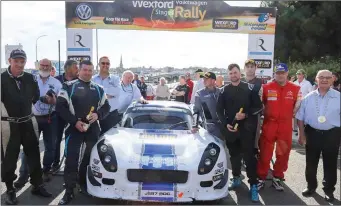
[216,63,262,203]
[56,61,110,205]
[51,60,78,172]
[1,49,51,205]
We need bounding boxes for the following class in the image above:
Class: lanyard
[314,92,330,117]
[121,83,133,93]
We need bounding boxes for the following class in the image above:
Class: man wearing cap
[216,64,263,202]
[190,69,205,104]
[257,63,302,191]
[1,49,52,204]
[192,72,222,139]
[293,69,313,133]
[242,59,264,152]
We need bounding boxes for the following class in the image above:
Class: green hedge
[287,59,340,80]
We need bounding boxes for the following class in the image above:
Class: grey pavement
[1,131,340,205]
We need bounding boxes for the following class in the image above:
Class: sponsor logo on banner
[254,59,272,69]
[68,55,91,63]
[75,3,93,20]
[212,19,238,30]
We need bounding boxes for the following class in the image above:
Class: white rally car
[86,101,229,203]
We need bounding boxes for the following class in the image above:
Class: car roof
[127,101,192,112]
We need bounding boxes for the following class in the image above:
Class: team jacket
[56,79,110,127]
[1,67,40,118]
[262,81,301,122]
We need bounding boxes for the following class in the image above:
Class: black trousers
[1,121,43,188]
[53,114,67,166]
[305,125,341,194]
[99,109,119,136]
[226,128,258,185]
[64,123,100,189]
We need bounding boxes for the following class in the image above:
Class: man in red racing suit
[257,63,302,191]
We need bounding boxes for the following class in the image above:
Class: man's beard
[230,77,240,82]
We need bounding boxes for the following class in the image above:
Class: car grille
[127,169,188,184]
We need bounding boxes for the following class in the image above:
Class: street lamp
[35,35,47,63]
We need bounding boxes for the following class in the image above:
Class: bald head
[316,70,333,90]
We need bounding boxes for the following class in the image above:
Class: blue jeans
[18,114,57,181]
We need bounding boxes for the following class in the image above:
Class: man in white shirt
[293,69,313,132]
[190,69,205,104]
[117,70,147,121]
[92,56,121,135]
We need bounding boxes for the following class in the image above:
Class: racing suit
[56,79,110,192]
[1,68,43,188]
[216,82,263,185]
[257,81,301,180]
[242,77,264,150]
[193,87,223,139]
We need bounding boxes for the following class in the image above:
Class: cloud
[1,1,261,69]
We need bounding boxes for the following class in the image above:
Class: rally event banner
[65,0,276,34]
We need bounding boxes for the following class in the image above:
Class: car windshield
[122,107,192,130]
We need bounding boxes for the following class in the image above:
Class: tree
[261,1,341,63]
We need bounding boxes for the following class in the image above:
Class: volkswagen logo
[75,3,92,21]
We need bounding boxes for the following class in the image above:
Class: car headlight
[198,143,220,175]
[204,158,212,166]
[100,145,108,153]
[209,148,217,156]
[97,139,118,172]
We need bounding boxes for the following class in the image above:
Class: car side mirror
[123,117,133,128]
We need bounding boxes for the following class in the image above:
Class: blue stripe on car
[140,143,177,202]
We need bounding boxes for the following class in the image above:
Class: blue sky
[1,1,261,69]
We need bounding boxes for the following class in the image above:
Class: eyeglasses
[317,76,332,80]
[40,64,50,68]
[101,62,110,65]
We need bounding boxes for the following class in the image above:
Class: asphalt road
[1,132,340,205]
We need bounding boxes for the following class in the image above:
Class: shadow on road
[312,193,341,206]
[259,180,307,205]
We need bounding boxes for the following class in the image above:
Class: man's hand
[88,113,98,124]
[46,94,57,105]
[298,131,306,146]
[75,120,86,132]
[191,127,199,133]
[227,124,238,132]
[235,113,246,120]
[139,99,148,104]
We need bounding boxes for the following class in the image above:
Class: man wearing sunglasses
[92,56,121,135]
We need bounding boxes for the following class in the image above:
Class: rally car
[86,101,229,203]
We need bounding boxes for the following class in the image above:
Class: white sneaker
[272,178,284,191]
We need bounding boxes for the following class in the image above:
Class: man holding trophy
[56,60,110,205]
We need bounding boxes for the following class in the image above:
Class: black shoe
[13,179,28,189]
[5,190,18,205]
[50,164,60,174]
[324,193,334,202]
[31,185,52,197]
[302,188,316,197]
[78,185,90,196]
[58,192,74,205]
[43,172,52,182]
